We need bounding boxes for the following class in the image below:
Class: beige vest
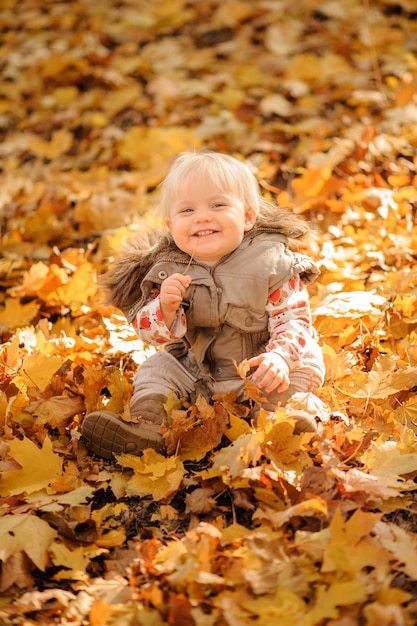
[135,232,319,381]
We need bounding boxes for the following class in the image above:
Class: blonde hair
[159,151,261,222]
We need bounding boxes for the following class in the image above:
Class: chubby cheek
[168,220,186,242]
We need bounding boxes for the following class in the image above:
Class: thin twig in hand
[182,239,199,275]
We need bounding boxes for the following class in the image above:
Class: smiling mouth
[194,230,217,237]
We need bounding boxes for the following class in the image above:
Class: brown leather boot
[80,411,165,459]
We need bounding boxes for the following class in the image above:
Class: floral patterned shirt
[132,277,312,371]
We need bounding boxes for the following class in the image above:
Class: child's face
[167,178,256,264]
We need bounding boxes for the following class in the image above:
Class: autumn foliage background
[1,0,417,624]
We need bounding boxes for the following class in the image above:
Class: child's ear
[244,207,256,231]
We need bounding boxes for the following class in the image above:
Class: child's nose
[194,209,210,222]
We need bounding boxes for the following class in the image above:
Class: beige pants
[130,347,325,424]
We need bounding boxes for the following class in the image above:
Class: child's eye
[213,202,226,209]
[180,207,193,213]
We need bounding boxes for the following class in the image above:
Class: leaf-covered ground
[1,0,417,624]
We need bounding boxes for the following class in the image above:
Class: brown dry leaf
[82,365,132,417]
[234,359,267,404]
[26,395,85,433]
[185,487,217,515]
[0,552,35,592]
[0,514,57,572]
[167,592,194,626]
[0,551,35,592]
[168,396,229,461]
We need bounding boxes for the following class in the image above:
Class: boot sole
[80,411,165,459]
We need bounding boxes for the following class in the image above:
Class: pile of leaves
[1,0,417,624]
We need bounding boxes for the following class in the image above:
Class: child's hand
[160,273,191,329]
[247,353,290,394]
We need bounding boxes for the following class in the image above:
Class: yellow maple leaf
[393,294,417,321]
[12,353,64,393]
[81,365,131,417]
[211,432,264,482]
[0,514,57,571]
[50,542,92,580]
[308,580,367,623]
[395,395,417,432]
[117,449,185,501]
[264,421,310,470]
[95,528,127,549]
[225,412,253,441]
[24,485,95,512]
[254,497,328,530]
[0,436,63,497]
[321,343,356,382]
[0,298,40,331]
[362,440,417,477]
[337,358,417,399]
[322,509,389,576]
[242,587,307,625]
[96,368,132,416]
[55,262,97,311]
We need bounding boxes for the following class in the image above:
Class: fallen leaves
[0,515,57,572]
[0,436,62,497]
[165,396,230,461]
[1,0,417,624]
[117,449,184,501]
